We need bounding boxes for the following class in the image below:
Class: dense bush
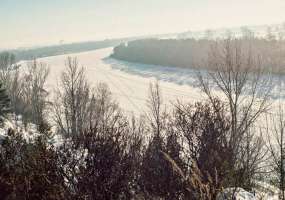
[0,96,232,199]
[0,131,66,200]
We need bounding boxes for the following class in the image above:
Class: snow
[0,116,40,142]
[35,47,205,115]
[217,187,279,200]
[217,188,256,200]
[31,48,283,118]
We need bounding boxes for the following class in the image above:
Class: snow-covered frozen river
[34,47,284,124]
[37,47,204,115]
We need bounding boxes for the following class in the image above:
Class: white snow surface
[217,188,256,200]
[217,187,279,200]
[36,47,205,115]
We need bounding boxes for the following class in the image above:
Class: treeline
[111,38,210,68]
[111,33,285,74]
[3,38,136,62]
[4,34,177,62]
[12,39,125,61]
[0,38,283,199]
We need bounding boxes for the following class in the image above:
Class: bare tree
[0,52,15,71]
[0,55,50,131]
[141,82,185,199]
[54,57,90,137]
[86,83,122,132]
[267,105,285,200]
[21,60,50,130]
[241,26,255,40]
[0,52,20,122]
[54,57,121,138]
[204,29,214,40]
[147,82,165,136]
[198,37,272,188]
[266,26,277,42]
[0,52,20,110]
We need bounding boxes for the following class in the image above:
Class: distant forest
[111,38,285,73]
[8,39,127,62]
[111,39,210,68]
[3,33,177,62]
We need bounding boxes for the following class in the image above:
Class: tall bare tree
[21,60,50,130]
[198,37,272,188]
[147,82,165,136]
[54,57,90,137]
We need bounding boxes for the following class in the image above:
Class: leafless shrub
[267,105,285,199]
[173,99,231,198]
[0,54,50,131]
[162,152,219,200]
[21,60,50,130]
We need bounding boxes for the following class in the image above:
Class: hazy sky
[1,0,285,49]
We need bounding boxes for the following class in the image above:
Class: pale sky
[1,0,285,49]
